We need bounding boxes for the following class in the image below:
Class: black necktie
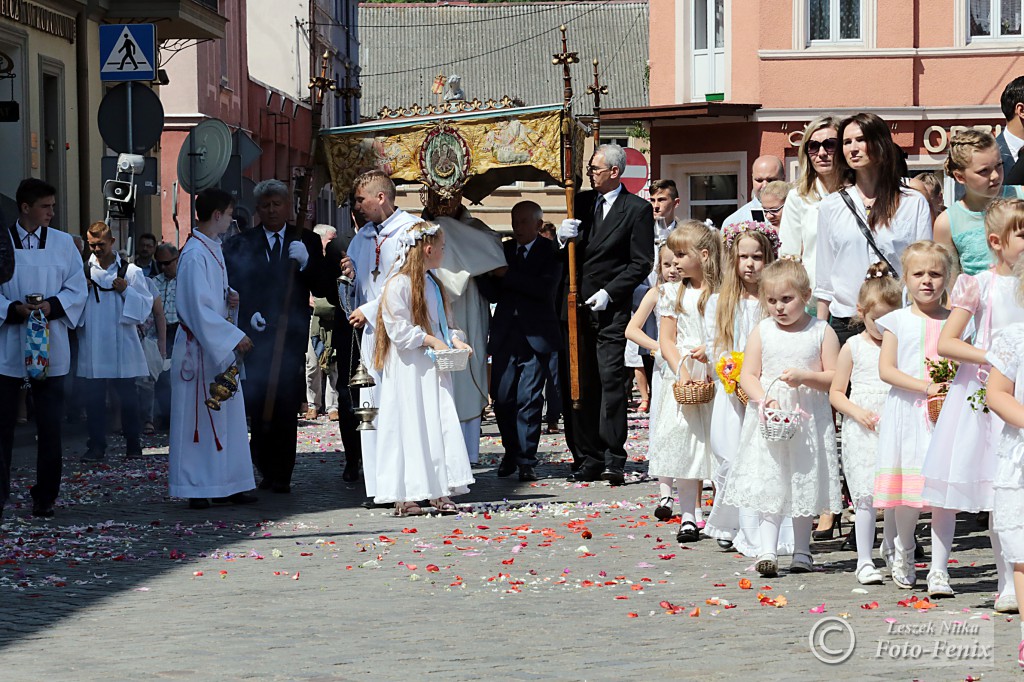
[516,245,527,263]
[269,233,281,264]
[594,196,605,232]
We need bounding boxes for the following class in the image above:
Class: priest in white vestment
[78,221,153,461]
[425,193,506,464]
[169,188,256,509]
[344,171,418,501]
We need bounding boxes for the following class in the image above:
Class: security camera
[117,154,146,175]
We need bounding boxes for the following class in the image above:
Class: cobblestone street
[0,411,1017,681]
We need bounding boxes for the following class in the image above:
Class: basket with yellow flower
[715,351,747,406]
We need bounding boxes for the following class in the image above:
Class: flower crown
[721,220,781,253]
[396,222,441,269]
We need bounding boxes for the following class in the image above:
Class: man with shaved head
[721,154,786,227]
[483,201,562,482]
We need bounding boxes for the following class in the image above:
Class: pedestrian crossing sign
[99,24,156,82]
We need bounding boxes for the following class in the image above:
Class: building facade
[605,0,1024,225]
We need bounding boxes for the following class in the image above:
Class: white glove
[250,312,267,332]
[288,241,309,270]
[557,219,581,243]
[585,289,610,312]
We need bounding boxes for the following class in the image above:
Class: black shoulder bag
[838,188,899,278]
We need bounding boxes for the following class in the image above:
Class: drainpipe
[75,4,94,234]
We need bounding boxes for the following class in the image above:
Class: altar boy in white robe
[0,179,87,519]
[79,221,153,461]
[169,188,256,510]
[343,171,418,504]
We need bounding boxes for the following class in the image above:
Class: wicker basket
[927,393,945,424]
[673,379,715,405]
[434,348,471,372]
[758,377,802,442]
[736,386,749,407]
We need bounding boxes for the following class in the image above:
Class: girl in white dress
[720,258,842,577]
[874,241,954,593]
[829,263,902,585]
[372,222,475,516]
[649,221,720,546]
[924,198,1024,608]
[703,221,788,555]
[984,322,1024,667]
[625,244,680,517]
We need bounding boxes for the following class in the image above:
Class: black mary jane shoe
[716,539,734,550]
[677,521,700,545]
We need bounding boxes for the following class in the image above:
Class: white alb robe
[168,231,255,498]
[373,273,473,503]
[433,211,506,463]
[77,254,153,379]
[0,228,86,378]
[347,208,419,496]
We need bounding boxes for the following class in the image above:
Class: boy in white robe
[0,179,87,519]
[78,221,153,461]
[344,171,418,504]
[169,188,256,509]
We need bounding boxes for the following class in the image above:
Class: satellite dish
[177,119,233,193]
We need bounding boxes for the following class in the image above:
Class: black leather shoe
[257,479,273,491]
[716,539,734,550]
[31,502,55,518]
[841,530,857,552]
[566,469,601,483]
[271,483,291,494]
[497,457,518,478]
[81,449,105,463]
[341,458,361,483]
[677,521,700,544]
[188,498,211,510]
[212,492,258,505]
[518,465,538,482]
[601,469,625,486]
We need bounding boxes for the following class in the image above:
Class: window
[688,173,738,226]
[809,0,862,43]
[970,0,1023,40]
[691,0,725,100]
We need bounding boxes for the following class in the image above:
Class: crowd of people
[8,74,1024,666]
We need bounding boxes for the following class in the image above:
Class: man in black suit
[557,144,654,485]
[484,201,562,482]
[224,179,331,493]
[998,76,1024,184]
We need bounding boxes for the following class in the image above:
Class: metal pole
[189,122,196,229]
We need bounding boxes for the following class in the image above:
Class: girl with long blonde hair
[372,222,475,517]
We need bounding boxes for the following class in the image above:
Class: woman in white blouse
[779,115,842,294]
[815,112,933,344]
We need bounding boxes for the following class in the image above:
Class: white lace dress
[648,283,714,480]
[720,317,842,517]
[842,334,888,505]
[988,324,1024,562]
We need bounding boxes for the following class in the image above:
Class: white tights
[990,516,1017,598]
[760,513,812,557]
[658,477,703,525]
[853,497,876,570]
[893,506,956,575]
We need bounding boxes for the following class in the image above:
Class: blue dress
[948,186,1024,275]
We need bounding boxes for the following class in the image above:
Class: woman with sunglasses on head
[779,116,843,306]
[815,112,933,346]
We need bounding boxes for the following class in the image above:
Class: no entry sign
[621,147,649,195]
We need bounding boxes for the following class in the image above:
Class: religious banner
[320,103,584,203]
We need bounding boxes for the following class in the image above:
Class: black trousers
[565,306,630,474]
[492,331,552,467]
[0,375,65,509]
[86,378,141,454]
[246,354,304,486]
[830,316,864,348]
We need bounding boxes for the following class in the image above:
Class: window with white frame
[808,0,862,43]
[969,0,1023,40]
[690,0,725,100]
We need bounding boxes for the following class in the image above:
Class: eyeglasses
[156,257,178,268]
[806,138,839,155]
[587,165,611,173]
[762,205,784,216]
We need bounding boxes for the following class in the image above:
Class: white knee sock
[792,516,814,557]
[855,497,877,570]
[658,478,674,502]
[929,508,956,575]
[894,506,920,554]
[759,513,783,557]
[991,516,1016,597]
[677,479,700,525]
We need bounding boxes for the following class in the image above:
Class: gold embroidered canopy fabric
[320,104,583,203]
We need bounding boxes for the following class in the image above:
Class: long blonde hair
[714,231,777,355]
[372,225,450,370]
[796,115,842,201]
[667,220,720,316]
